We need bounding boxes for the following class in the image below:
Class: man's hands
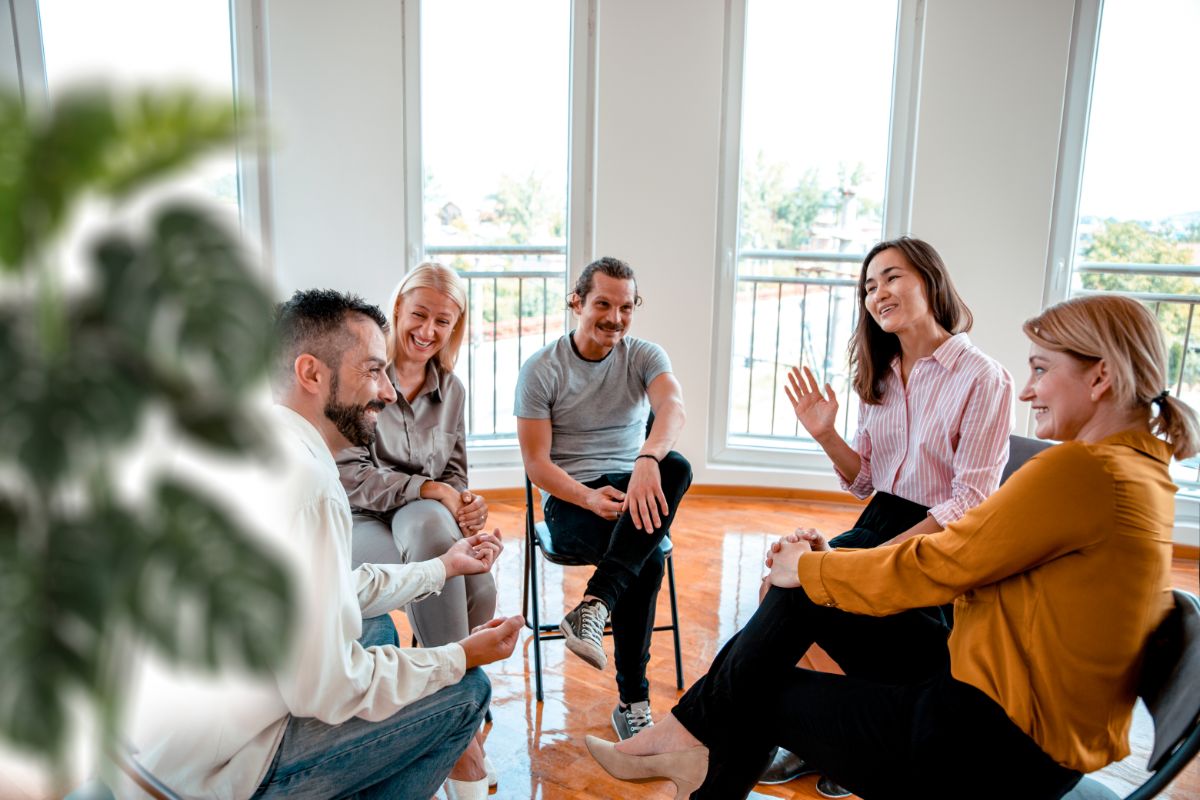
[439,529,503,579]
[460,615,524,668]
[785,365,839,442]
[584,485,626,521]
[624,456,670,532]
[764,527,828,589]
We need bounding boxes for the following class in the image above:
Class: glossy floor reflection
[402,493,1200,800]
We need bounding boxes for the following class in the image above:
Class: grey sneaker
[560,599,608,669]
[611,700,653,740]
[759,746,817,784]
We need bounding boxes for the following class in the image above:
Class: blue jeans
[252,615,489,799]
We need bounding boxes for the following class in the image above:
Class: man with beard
[516,257,691,741]
[131,289,523,799]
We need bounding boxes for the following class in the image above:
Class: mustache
[365,400,387,412]
[598,323,624,332]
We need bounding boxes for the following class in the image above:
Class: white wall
[261,0,1078,491]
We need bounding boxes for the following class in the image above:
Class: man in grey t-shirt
[516,256,691,741]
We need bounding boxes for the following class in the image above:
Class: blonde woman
[337,262,496,798]
[587,294,1198,800]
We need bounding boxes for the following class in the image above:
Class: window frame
[706,0,925,470]
[400,0,595,466]
[7,0,273,271]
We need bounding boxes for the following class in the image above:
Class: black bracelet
[635,453,661,464]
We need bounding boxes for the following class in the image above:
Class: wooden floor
[406,493,1200,800]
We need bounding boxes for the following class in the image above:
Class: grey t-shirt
[515,333,672,483]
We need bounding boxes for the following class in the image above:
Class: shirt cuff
[403,557,448,604]
[797,550,836,608]
[437,642,467,681]
[404,474,429,503]
[928,498,966,527]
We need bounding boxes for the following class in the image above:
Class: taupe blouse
[336,361,468,516]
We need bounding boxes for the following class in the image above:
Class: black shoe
[758,746,818,784]
[816,776,852,798]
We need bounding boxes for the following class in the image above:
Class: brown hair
[1023,294,1199,459]
[850,237,973,404]
[385,262,468,372]
[569,256,643,308]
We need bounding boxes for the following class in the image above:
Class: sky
[34,0,1199,235]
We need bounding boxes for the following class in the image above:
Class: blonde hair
[385,262,468,372]
[1023,294,1199,459]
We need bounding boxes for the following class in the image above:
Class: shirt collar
[389,361,446,404]
[888,332,972,376]
[271,404,338,473]
[1096,429,1174,465]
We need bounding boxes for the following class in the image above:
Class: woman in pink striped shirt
[787,236,1014,554]
[765,236,1013,792]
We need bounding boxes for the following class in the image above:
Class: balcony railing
[425,244,567,444]
[1073,262,1200,494]
[729,252,863,450]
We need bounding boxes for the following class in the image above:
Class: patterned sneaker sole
[559,619,607,669]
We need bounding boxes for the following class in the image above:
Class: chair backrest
[999,434,1053,485]
[1137,590,1200,776]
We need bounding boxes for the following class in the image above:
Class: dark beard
[324,373,385,447]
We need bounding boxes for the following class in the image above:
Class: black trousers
[831,491,954,629]
[544,451,693,704]
[671,586,1081,800]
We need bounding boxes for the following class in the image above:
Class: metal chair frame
[522,475,684,702]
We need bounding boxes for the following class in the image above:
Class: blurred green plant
[0,88,290,774]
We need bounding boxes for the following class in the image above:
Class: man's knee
[658,451,693,494]
[460,667,492,712]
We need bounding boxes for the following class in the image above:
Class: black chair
[522,474,684,702]
[1000,434,1053,485]
[1062,589,1200,799]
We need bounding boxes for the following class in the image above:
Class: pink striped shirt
[839,333,1014,526]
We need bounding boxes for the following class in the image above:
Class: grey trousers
[351,499,498,647]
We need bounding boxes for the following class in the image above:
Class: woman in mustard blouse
[586,294,1200,800]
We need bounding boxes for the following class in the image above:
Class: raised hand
[584,485,626,521]
[785,365,839,441]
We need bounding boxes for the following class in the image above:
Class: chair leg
[529,534,545,703]
[667,553,684,690]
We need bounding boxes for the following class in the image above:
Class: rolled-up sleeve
[838,405,875,499]
[927,368,1014,526]
[278,497,467,725]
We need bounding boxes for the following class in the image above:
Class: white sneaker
[444,777,488,800]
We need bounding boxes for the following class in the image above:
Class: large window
[36,0,242,220]
[1065,0,1199,492]
[417,0,575,445]
[713,0,910,463]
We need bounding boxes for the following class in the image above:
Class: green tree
[738,151,827,254]
[1079,220,1199,389]
[487,172,564,245]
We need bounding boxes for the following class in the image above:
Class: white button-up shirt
[128,405,466,799]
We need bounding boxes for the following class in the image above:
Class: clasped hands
[425,480,489,533]
[583,456,669,532]
[763,527,830,589]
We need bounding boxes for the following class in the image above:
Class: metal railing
[425,245,567,442]
[1073,262,1200,493]
[729,252,863,449]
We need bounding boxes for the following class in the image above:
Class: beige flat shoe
[585,735,708,799]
